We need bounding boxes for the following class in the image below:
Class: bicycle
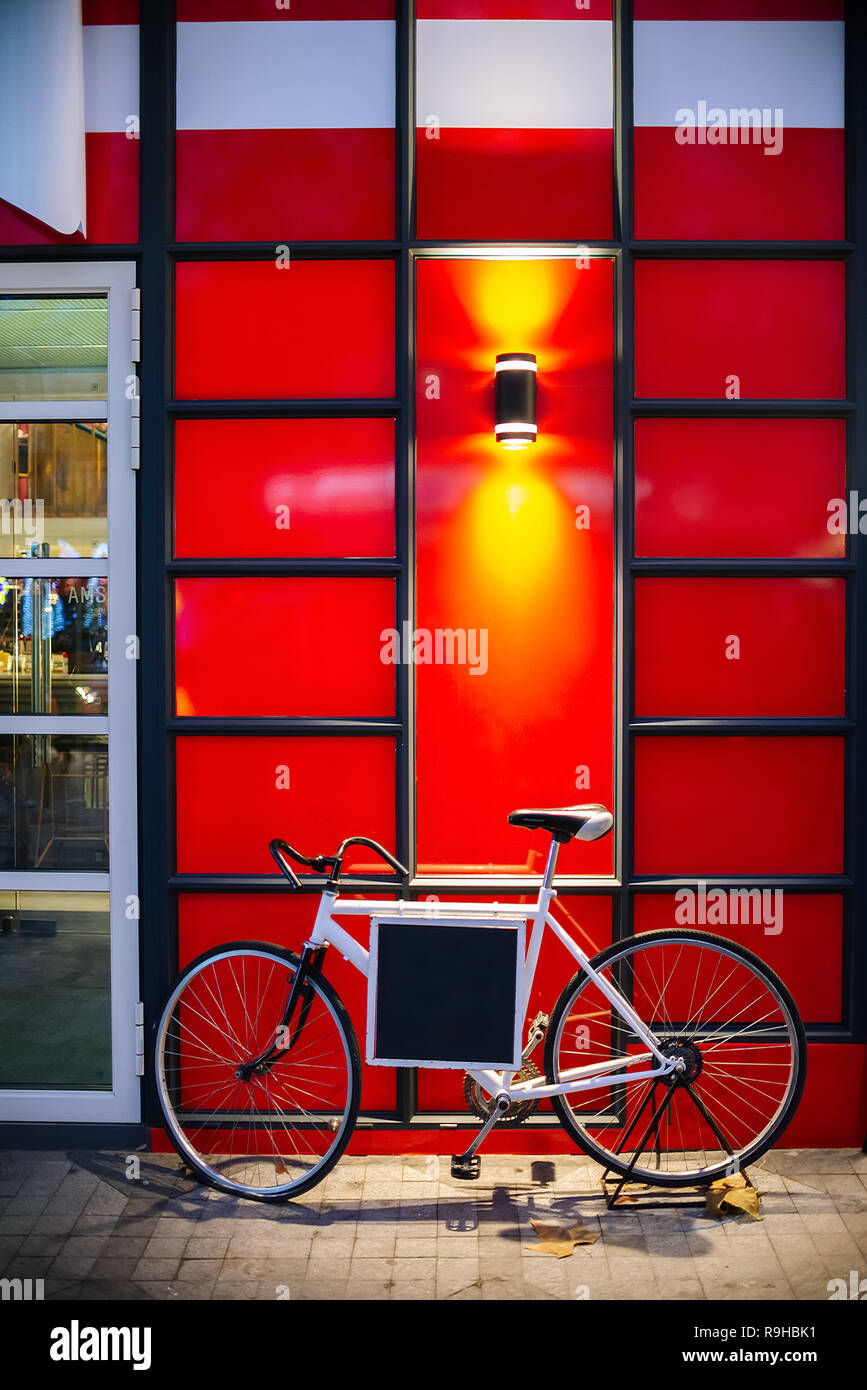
[155,804,807,1202]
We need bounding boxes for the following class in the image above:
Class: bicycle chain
[462,1061,542,1127]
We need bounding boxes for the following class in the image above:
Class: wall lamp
[494,352,537,451]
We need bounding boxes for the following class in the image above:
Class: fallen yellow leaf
[527,1218,600,1258]
[705,1172,763,1221]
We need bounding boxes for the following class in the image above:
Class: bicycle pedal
[450,1154,481,1180]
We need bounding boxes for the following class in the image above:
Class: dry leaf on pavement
[705,1172,763,1221]
[527,1217,600,1258]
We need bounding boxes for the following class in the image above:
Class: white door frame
[0,260,139,1122]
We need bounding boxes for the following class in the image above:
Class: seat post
[542,835,561,891]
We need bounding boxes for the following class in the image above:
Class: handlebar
[268,836,409,891]
[333,836,408,881]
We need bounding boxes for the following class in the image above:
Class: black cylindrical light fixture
[494,352,537,450]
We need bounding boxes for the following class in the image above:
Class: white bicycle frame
[307,837,678,1105]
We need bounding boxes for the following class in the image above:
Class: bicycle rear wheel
[545,929,806,1186]
[155,942,361,1201]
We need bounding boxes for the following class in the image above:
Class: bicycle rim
[546,930,806,1186]
[156,945,360,1200]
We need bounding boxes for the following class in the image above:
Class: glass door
[0,262,138,1122]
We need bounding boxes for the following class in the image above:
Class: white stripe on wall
[83,25,140,133]
[417,20,613,130]
[176,21,396,131]
[634,21,844,129]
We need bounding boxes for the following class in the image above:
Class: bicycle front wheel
[545,929,807,1186]
[155,942,361,1201]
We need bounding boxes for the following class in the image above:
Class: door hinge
[131,392,140,470]
[131,287,141,363]
[135,1001,145,1077]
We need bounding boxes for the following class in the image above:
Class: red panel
[85,132,139,244]
[83,0,139,21]
[635,578,845,717]
[156,1042,867,1155]
[416,128,612,241]
[156,1037,867,1149]
[634,261,846,400]
[634,2,841,16]
[174,418,395,559]
[415,257,615,876]
[0,135,137,248]
[418,2,611,17]
[152,1124,602,1156]
[178,1,394,15]
[176,130,394,243]
[633,894,843,1023]
[175,578,395,718]
[634,737,844,874]
[777,1044,867,1148]
[175,736,395,874]
[0,199,83,247]
[634,128,844,241]
[416,895,612,1112]
[177,893,396,1111]
[634,418,847,559]
[174,261,395,401]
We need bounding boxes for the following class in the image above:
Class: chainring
[463,1061,541,1127]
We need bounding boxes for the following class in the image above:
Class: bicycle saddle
[508,804,613,843]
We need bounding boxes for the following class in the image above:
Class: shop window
[174,260,395,401]
[634,735,844,875]
[635,577,845,718]
[0,735,109,872]
[175,4,395,241]
[0,300,107,401]
[633,3,844,239]
[0,420,109,557]
[634,260,846,399]
[0,890,112,1089]
[175,735,396,875]
[174,577,396,718]
[634,418,847,559]
[415,2,613,239]
[0,575,109,716]
[174,418,395,559]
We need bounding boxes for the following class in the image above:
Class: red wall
[164,5,860,1149]
[3,2,858,1149]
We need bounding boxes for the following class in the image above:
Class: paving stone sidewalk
[0,1148,865,1302]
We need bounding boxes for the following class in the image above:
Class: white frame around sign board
[365,914,527,1070]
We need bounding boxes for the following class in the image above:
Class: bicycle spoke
[157,948,358,1199]
[549,931,804,1185]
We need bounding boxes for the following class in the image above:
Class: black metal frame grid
[0,0,863,1146]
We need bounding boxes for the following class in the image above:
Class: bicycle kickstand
[451,1091,512,1180]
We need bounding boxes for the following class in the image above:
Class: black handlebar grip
[268,839,302,889]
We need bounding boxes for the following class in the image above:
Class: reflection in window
[0,296,107,401]
[0,421,108,558]
[0,576,108,714]
[0,891,110,1089]
[0,735,109,871]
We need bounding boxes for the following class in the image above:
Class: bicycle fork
[235,943,326,1081]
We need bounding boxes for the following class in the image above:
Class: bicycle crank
[463,1060,541,1127]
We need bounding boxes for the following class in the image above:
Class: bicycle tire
[155,941,361,1202]
[544,929,807,1186]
